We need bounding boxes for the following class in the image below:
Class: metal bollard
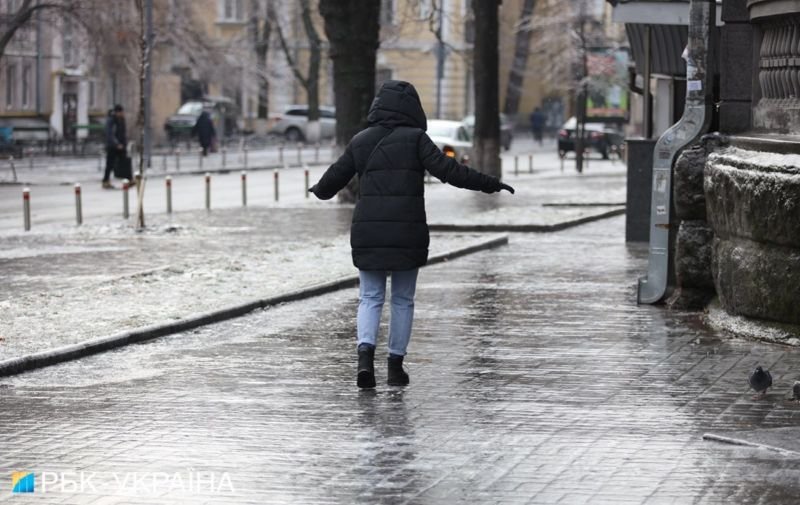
[241,170,247,207]
[22,187,31,231]
[74,183,82,226]
[278,143,284,163]
[243,146,249,169]
[222,148,227,169]
[514,155,518,176]
[314,143,320,163]
[304,168,309,198]
[205,172,211,210]
[165,176,173,214]
[297,142,302,165]
[175,148,181,171]
[122,179,130,219]
[528,154,533,174]
[274,169,279,202]
[198,149,204,170]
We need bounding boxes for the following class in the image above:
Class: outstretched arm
[309,144,357,200]
[418,133,513,194]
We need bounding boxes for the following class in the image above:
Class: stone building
[611,0,800,339]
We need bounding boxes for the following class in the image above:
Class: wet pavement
[2,216,800,504]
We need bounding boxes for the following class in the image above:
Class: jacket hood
[367,80,427,130]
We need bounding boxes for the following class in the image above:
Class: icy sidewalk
[0,206,504,359]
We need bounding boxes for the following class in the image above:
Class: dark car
[164,96,239,142]
[462,113,513,151]
[557,117,624,159]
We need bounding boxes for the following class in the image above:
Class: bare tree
[472,0,501,178]
[272,0,322,141]
[0,0,82,60]
[503,0,536,116]
[319,0,380,202]
[250,0,272,120]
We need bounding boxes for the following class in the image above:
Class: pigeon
[749,366,772,399]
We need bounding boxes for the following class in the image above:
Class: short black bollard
[514,155,518,176]
[274,169,279,202]
[205,172,211,210]
[528,154,533,174]
[241,171,247,207]
[122,179,130,219]
[304,168,310,198]
[165,176,173,214]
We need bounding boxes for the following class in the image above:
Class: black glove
[308,184,318,195]
[498,182,515,194]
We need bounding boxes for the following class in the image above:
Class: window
[380,0,394,25]
[21,64,30,108]
[6,64,17,107]
[63,17,78,67]
[418,0,432,20]
[220,0,244,21]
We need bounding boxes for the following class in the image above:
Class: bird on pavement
[749,366,772,399]
[792,381,800,402]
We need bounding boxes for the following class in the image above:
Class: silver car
[426,120,473,163]
[268,105,336,142]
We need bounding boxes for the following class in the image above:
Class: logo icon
[12,472,34,493]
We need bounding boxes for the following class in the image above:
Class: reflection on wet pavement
[1,216,800,504]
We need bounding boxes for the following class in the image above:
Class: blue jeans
[357,269,419,356]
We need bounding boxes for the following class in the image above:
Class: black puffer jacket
[311,80,505,271]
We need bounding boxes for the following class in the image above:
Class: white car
[268,105,336,142]
[426,119,472,163]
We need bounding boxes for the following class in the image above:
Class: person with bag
[309,80,514,389]
[102,105,129,189]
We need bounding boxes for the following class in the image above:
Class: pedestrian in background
[193,110,216,156]
[530,106,546,146]
[309,80,514,389]
[102,105,127,189]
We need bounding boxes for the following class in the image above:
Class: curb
[702,433,800,457]
[429,207,625,233]
[0,235,508,378]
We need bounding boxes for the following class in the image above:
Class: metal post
[222,148,227,169]
[143,0,154,170]
[8,156,17,182]
[244,146,248,169]
[22,187,30,231]
[241,170,247,207]
[304,168,309,198]
[514,155,518,176]
[198,149,203,171]
[122,179,130,219]
[205,172,211,210]
[175,148,181,171]
[314,143,320,163]
[643,25,653,139]
[297,142,302,165]
[274,169,279,202]
[74,183,82,226]
[528,154,533,173]
[165,176,172,214]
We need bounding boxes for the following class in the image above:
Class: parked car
[557,117,624,159]
[268,105,336,142]
[462,113,513,151]
[164,96,239,142]
[427,119,472,163]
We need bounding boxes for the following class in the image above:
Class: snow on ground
[0,207,503,359]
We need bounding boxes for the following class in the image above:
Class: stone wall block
[674,146,708,221]
[675,220,715,290]
[713,237,800,325]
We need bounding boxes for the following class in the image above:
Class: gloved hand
[308,184,318,196]
[498,182,515,194]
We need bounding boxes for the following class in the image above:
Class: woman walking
[309,80,514,389]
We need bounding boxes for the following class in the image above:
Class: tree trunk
[319,0,380,202]
[472,0,501,179]
[503,0,536,116]
[252,0,270,120]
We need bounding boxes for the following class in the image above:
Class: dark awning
[626,23,688,78]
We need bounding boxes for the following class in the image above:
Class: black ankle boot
[387,354,409,386]
[357,345,376,389]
